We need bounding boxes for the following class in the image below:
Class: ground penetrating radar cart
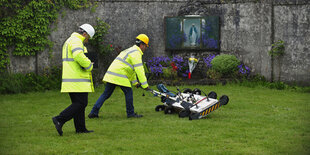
[146,84,229,120]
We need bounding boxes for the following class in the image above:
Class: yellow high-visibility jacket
[103,45,148,88]
[61,32,94,92]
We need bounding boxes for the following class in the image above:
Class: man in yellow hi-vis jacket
[52,24,95,136]
[88,34,149,118]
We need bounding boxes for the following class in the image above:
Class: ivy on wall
[0,0,96,72]
[268,40,285,58]
[269,39,285,82]
[89,18,113,56]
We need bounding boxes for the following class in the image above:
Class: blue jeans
[90,83,135,117]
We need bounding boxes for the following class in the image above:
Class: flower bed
[146,54,251,85]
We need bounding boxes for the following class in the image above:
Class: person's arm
[70,42,93,71]
[130,52,148,89]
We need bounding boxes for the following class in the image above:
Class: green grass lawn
[0,84,309,154]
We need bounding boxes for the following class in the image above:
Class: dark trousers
[56,93,88,132]
[90,82,135,117]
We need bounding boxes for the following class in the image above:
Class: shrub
[211,54,240,76]
[0,73,24,94]
[206,68,222,80]
[0,66,61,94]
[251,74,267,82]
[162,67,177,79]
[267,81,287,90]
[233,74,307,91]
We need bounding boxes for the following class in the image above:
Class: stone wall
[7,0,310,86]
[273,4,310,85]
[176,0,310,86]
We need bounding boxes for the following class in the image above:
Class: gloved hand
[135,83,141,88]
[144,87,152,92]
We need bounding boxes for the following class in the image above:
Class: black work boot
[76,130,94,134]
[88,113,99,119]
[127,113,143,118]
[52,117,63,136]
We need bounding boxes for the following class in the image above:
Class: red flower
[171,62,178,71]
[110,44,113,47]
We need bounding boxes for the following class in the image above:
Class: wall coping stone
[95,0,309,5]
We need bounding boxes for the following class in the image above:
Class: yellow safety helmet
[136,34,149,47]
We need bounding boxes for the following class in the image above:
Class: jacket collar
[134,45,143,55]
[71,32,85,42]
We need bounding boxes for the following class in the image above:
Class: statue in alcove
[189,23,198,46]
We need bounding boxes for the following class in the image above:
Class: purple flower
[202,38,218,49]
[201,21,219,49]
[147,55,189,78]
[238,64,251,75]
[203,54,218,68]
[168,31,184,49]
[147,56,171,76]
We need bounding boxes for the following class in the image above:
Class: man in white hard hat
[52,23,95,136]
[88,34,149,119]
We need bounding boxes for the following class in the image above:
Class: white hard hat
[79,23,95,38]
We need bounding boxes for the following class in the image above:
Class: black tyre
[164,106,174,114]
[192,88,202,95]
[189,114,193,120]
[155,105,165,111]
[189,113,199,120]
[183,88,192,94]
[219,95,229,106]
[178,109,191,118]
[208,91,217,99]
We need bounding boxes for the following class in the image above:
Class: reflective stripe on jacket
[103,45,148,88]
[61,32,94,92]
